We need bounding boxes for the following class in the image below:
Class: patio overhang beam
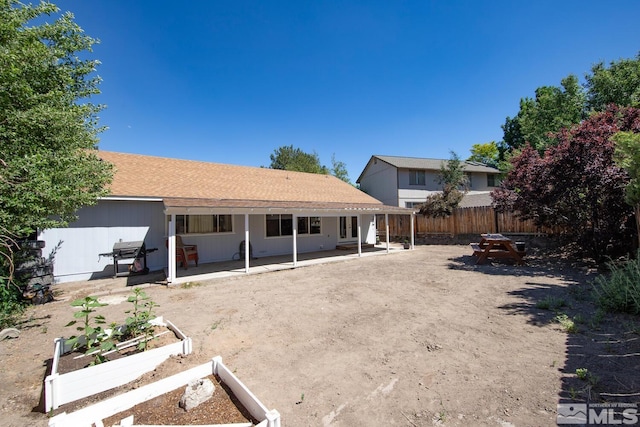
[163,206,413,216]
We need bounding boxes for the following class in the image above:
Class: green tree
[269,145,329,174]
[613,131,640,246]
[586,53,640,111]
[330,153,350,183]
[0,1,112,318]
[419,152,468,218]
[467,141,499,168]
[501,75,586,154]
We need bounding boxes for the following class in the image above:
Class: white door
[338,216,358,243]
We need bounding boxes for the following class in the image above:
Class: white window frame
[409,170,426,186]
[171,214,233,235]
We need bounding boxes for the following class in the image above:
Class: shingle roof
[358,155,500,182]
[99,151,410,213]
[458,192,494,208]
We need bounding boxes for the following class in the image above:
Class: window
[266,214,292,237]
[487,174,497,187]
[409,170,426,186]
[298,216,321,235]
[173,214,233,234]
[267,215,321,237]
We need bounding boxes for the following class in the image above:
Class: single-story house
[41,151,413,284]
[356,155,501,208]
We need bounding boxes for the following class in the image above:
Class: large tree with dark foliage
[492,106,640,261]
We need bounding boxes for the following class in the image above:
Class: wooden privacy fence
[378,206,553,239]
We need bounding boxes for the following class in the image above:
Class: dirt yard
[1,244,639,426]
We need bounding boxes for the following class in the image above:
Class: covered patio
[166,243,408,285]
[164,197,415,284]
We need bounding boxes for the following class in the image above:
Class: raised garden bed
[48,356,281,427]
[44,316,192,412]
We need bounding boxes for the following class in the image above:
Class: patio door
[338,216,358,243]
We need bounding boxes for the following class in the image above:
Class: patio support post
[410,212,415,249]
[292,215,298,267]
[357,214,362,257]
[244,214,250,274]
[167,214,176,283]
[385,213,390,254]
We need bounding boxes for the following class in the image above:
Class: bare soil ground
[1,244,639,426]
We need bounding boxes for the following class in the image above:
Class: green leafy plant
[555,313,578,334]
[125,288,159,351]
[590,308,606,329]
[0,278,25,329]
[576,368,589,380]
[65,296,115,364]
[576,368,599,386]
[592,252,640,314]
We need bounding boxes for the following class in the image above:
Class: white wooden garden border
[44,316,192,412]
[48,356,281,427]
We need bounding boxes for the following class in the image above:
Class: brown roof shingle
[99,151,396,210]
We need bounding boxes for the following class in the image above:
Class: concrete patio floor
[169,243,407,284]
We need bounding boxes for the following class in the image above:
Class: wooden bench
[470,243,483,256]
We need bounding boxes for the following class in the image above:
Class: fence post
[452,210,458,237]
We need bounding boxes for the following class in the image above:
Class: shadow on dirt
[452,250,640,410]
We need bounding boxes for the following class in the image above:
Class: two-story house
[356,155,501,209]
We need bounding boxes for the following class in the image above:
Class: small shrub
[555,313,578,333]
[576,368,599,386]
[592,252,640,314]
[0,278,26,329]
[536,295,566,310]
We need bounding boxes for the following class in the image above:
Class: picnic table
[470,234,525,265]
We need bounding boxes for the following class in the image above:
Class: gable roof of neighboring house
[356,155,500,183]
[99,151,410,214]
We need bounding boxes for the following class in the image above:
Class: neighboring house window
[174,214,233,234]
[268,215,320,237]
[409,170,425,185]
[487,174,497,187]
[405,202,423,208]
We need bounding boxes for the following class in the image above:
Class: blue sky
[51,1,640,182]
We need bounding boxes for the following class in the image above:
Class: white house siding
[397,170,497,207]
[40,200,167,284]
[466,172,496,191]
[358,159,398,206]
[43,203,378,284]
[179,215,339,261]
[397,169,441,191]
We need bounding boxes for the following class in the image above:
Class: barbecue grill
[99,241,158,278]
